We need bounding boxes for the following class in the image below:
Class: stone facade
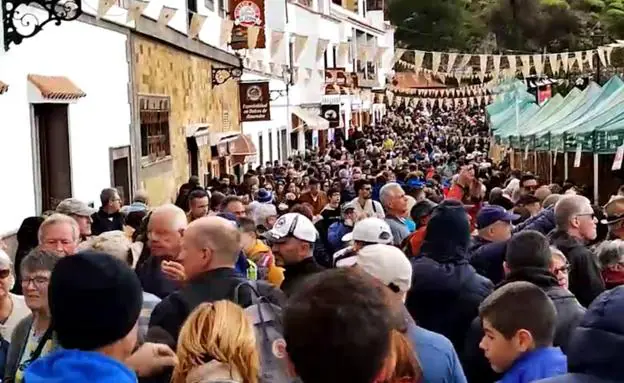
[133,35,241,205]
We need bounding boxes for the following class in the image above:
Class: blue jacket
[536,286,624,383]
[499,347,567,383]
[327,221,352,254]
[404,310,467,383]
[24,349,137,383]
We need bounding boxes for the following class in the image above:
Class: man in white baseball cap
[337,244,411,298]
[338,244,468,382]
[333,217,393,267]
[264,213,324,296]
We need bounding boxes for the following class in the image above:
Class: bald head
[185,216,241,266]
[555,195,591,231]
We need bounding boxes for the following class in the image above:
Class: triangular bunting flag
[547,53,559,74]
[561,52,569,73]
[520,55,531,78]
[586,50,594,70]
[391,48,406,67]
[574,51,583,71]
[316,39,330,61]
[606,46,614,65]
[479,54,488,82]
[188,13,207,39]
[126,0,148,23]
[414,50,425,71]
[506,55,517,75]
[492,55,501,79]
[97,0,116,19]
[247,26,261,49]
[597,47,607,67]
[158,6,177,30]
[447,52,458,73]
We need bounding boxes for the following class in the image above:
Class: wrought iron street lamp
[3,0,82,51]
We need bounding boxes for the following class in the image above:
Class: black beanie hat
[49,251,143,351]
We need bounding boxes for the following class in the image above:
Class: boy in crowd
[479,281,567,383]
[238,217,284,287]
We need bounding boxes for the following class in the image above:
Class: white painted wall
[0,21,131,234]
[241,73,289,167]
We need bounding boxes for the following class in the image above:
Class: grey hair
[253,203,277,227]
[554,195,590,231]
[549,246,566,264]
[38,213,80,244]
[379,183,403,207]
[150,204,187,232]
[597,240,624,268]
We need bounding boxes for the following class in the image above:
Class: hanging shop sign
[239,81,271,122]
[321,104,340,128]
[229,0,266,49]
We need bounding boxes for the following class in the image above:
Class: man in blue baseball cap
[475,205,520,243]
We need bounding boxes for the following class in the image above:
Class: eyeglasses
[576,213,596,220]
[553,264,571,275]
[21,276,50,288]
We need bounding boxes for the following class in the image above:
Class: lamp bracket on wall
[269,89,286,101]
[3,0,82,51]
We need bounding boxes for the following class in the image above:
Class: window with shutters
[139,95,172,162]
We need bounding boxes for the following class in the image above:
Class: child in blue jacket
[479,281,567,383]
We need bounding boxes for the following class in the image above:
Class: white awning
[291,106,330,131]
[185,124,211,147]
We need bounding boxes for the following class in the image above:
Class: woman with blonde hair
[172,301,260,383]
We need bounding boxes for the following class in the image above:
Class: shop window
[366,0,382,11]
[259,134,264,164]
[139,95,172,162]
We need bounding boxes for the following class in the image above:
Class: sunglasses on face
[0,269,9,279]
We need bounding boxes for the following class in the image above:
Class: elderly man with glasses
[550,195,604,307]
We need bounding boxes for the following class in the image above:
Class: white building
[238,0,396,167]
[0,13,132,236]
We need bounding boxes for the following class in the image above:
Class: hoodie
[407,200,493,351]
[24,349,136,383]
[535,286,624,383]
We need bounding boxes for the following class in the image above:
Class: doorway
[281,129,288,161]
[110,146,132,205]
[33,104,72,212]
[186,137,199,177]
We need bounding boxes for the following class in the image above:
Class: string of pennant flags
[387,83,492,98]
[389,46,619,83]
[387,92,494,110]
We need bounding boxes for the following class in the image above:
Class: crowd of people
[0,103,623,383]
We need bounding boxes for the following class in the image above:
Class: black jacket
[148,267,285,344]
[281,257,325,296]
[408,201,493,352]
[549,230,605,307]
[469,208,557,285]
[537,287,624,383]
[91,208,124,235]
[135,246,180,299]
[462,268,586,383]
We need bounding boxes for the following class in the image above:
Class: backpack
[233,281,295,383]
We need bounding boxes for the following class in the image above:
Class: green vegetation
[388,0,624,53]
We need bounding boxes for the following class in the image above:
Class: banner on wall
[321,104,340,128]
[229,0,266,49]
[239,81,271,122]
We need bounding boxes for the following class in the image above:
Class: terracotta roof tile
[392,72,446,89]
[0,81,8,95]
[27,74,86,100]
